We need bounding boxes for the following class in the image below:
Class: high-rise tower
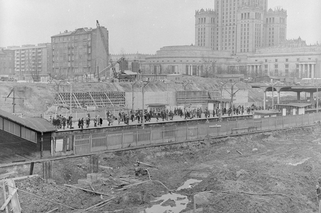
[195,9,216,49]
[195,0,286,53]
[263,8,287,47]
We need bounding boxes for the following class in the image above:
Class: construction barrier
[53,112,321,156]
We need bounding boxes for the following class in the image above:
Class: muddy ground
[2,125,321,212]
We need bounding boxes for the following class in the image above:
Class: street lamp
[142,81,150,128]
[66,81,72,116]
[270,81,280,109]
[131,80,140,111]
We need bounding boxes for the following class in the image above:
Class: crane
[96,20,109,80]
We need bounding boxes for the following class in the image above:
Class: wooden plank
[63,184,110,196]
[0,171,17,180]
[2,182,8,213]
[6,179,21,213]
[0,188,17,210]
[45,208,59,213]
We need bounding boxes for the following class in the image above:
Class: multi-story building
[195,0,287,53]
[110,53,151,73]
[145,45,233,76]
[246,38,321,79]
[51,26,109,81]
[195,9,216,49]
[0,49,14,77]
[263,8,287,47]
[7,44,51,81]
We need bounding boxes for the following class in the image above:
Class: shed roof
[0,109,56,133]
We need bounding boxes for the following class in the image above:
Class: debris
[115,180,150,191]
[136,161,157,169]
[82,196,116,212]
[99,165,113,170]
[236,150,243,155]
[221,191,292,200]
[44,208,59,213]
[64,184,110,196]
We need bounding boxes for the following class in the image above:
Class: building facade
[0,49,14,77]
[195,0,287,53]
[263,8,287,47]
[7,44,51,81]
[145,45,233,77]
[246,39,321,79]
[195,9,216,49]
[110,53,151,73]
[51,26,109,81]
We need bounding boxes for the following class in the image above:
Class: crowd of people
[50,104,262,129]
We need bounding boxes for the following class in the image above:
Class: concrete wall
[125,91,176,110]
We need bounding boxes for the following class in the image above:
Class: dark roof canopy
[0,109,56,133]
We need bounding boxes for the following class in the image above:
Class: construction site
[0,76,321,213]
[1,124,321,213]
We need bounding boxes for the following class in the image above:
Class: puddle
[145,179,202,213]
[177,179,202,191]
[145,193,188,213]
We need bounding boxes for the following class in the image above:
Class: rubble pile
[1,126,321,212]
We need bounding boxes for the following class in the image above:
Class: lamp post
[271,81,280,109]
[142,81,150,129]
[131,80,139,111]
[67,81,72,116]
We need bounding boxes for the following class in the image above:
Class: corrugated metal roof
[0,109,56,133]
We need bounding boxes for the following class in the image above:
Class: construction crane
[96,20,109,80]
[3,88,24,113]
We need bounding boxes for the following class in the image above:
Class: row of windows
[52,34,91,43]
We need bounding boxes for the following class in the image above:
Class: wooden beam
[64,184,111,196]
[0,188,17,211]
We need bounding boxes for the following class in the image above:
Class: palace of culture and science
[195,0,286,53]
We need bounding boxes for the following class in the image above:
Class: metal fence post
[121,130,124,148]
[162,125,165,143]
[150,127,152,145]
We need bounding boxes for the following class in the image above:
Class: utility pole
[141,81,150,129]
[3,88,24,113]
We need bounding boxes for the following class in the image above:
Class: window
[275,59,278,62]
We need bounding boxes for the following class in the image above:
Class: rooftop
[0,109,56,133]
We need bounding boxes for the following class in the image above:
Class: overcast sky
[1,0,320,54]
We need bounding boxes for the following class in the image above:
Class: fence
[52,112,321,156]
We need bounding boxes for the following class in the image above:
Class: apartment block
[0,49,14,76]
[51,26,109,81]
[7,44,51,81]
